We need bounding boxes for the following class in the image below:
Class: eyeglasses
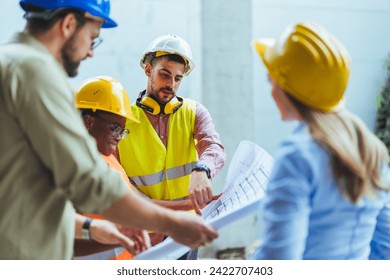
[91,37,103,50]
[93,114,130,139]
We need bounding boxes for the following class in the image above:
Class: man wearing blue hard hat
[0,0,218,259]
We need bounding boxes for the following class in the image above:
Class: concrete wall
[2,0,390,259]
[252,0,390,155]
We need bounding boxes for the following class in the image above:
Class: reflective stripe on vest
[130,161,197,187]
[119,98,197,201]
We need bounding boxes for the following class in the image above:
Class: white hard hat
[140,34,194,76]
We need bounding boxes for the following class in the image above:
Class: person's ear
[83,114,94,132]
[59,13,78,39]
[145,64,152,77]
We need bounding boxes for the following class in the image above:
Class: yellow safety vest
[118,99,197,200]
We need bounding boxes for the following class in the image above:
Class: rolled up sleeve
[16,60,128,213]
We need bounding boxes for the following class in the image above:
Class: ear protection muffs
[136,91,183,115]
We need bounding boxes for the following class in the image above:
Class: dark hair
[80,109,114,118]
[24,6,88,35]
[80,109,96,117]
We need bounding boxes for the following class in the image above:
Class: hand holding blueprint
[202,140,273,222]
[133,140,274,260]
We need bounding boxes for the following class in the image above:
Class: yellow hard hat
[252,22,351,112]
[75,76,139,123]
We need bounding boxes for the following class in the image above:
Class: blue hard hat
[20,0,117,28]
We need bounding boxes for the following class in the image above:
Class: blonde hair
[289,96,389,203]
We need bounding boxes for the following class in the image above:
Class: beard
[61,33,81,77]
[150,84,175,104]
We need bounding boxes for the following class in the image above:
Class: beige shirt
[0,32,128,259]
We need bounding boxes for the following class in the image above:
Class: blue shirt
[251,123,390,260]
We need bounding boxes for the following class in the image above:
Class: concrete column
[201,0,254,191]
[201,0,255,257]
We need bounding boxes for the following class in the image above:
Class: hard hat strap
[23,8,68,20]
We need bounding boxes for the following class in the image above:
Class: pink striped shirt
[145,101,226,179]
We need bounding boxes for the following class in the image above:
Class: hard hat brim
[97,14,117,28]
[125,113,140,123]
[252,38,275,61]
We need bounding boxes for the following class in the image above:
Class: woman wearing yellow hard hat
[251,22,390,259]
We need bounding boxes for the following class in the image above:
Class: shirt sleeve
[194,102,226,178]
[15,58,128,213]
[252,146,313,259]
[369,167,390,259]
[369,198,390,259]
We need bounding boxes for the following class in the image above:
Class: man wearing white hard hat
[118,35,226,259]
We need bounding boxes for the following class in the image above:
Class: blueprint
[133,140,274,260]
[202,140,273,223]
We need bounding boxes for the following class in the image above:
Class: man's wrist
[82,217,93,240]
[192,163,211,179]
